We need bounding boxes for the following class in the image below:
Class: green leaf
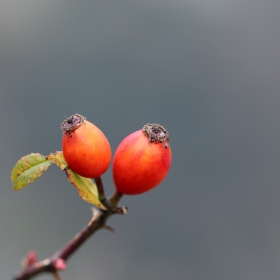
[12,151,106,210]
[11,153,52,190]
[47,151,106,209]
[65,169,107,210]
[46,151,68,170]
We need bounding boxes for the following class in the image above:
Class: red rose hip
[61,114,111,178]
[112,123,172,195]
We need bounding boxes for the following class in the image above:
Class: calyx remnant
[61,114,86,134]
[142,123,170,148]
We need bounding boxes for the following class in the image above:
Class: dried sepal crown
[61,114,86,134]
[142,123,170,148]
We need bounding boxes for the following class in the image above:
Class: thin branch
[13,197,126,280]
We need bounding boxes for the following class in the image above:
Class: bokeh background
[1,1,280,279]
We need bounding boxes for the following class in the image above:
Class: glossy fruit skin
[62,120,111,178]
[112,129,172,195]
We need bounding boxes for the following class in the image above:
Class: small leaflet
[11,153,51,190]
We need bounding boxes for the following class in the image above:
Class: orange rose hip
[61,114,111,178]
[112,123,172,195]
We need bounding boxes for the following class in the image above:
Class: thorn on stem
[53,258,67,271]
[21,250,37,268]
[53,271,63,280]
[88,207,103,226]
[104,224,115,233]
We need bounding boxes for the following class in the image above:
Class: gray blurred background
[1,1,280,279]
